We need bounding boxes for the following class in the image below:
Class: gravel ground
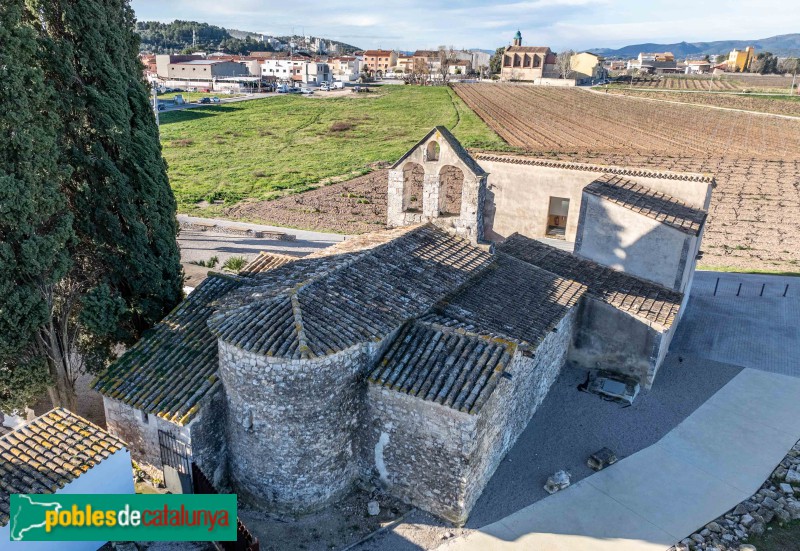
[353,352,743,551]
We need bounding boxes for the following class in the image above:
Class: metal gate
[158,430,192,493]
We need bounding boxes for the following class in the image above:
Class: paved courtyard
[671,271,800,377]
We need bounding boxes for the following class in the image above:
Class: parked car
[275,84,289,93]
[210,96,220,103]
[320,83,330,92]
[199,97,211,104]
[300,87,314,95]
[331,81,345,90]
[288,87,301,94]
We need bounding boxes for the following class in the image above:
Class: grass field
[160,86,507,210]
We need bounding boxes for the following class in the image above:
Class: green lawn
[159,86,509,210]
[744,520,800,551]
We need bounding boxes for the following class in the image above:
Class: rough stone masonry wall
[568,298,665,387]
[187,389,228,487]
[365,385,477,524]
[464,307,577,516]
[387,168,484,243]
[218,340,369,512]
[102,396,191,471]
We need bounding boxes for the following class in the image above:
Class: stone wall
[218,340,371,512]
[365,385,476,524]
[575,194,697,292]
[102,397,191,471]
[479,157,712,244]
[365,309,577,524]
[568,298,665,387]
[187,389,228,487]
[465,307,577,514]
[387,131,485,243]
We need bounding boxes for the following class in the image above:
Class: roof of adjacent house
[0,409,125,527]
[368,321,514,414]
[497,234,683,329]
[93,273,245,425]
[363,50,394,56]
[240,252,298,275]
[584,174,707,235]
[208,225,493,359]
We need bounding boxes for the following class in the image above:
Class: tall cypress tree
[0,0,74,411]
[33,0,183,350]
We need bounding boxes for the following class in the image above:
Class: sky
[130,0,800,52]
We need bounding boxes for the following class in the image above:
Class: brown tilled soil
[223,170,389,235]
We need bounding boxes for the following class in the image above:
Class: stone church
[94,129,713,524]
[500,30,558,81]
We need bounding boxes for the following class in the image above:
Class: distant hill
[136,20,360,55]
[591,33,800,58]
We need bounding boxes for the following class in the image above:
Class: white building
[0,408,134,550]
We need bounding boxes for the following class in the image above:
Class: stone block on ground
[367,500,380,516]
[587,447,618,471]
[544,470,571,494]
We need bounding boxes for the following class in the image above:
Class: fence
[711,277,791,298]
[192,463,260,551]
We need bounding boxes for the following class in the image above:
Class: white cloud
[130,0,800,52]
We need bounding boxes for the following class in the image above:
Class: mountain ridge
[590,33,800,58]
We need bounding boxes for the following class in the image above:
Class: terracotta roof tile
[369,321,514,414]
[585,174,706,235]
[0,409,125,527]
[497,235,683,328]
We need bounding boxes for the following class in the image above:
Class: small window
[142,411,150,424]
[425,141,440,162]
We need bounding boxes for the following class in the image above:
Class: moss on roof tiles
[0,408,125,527]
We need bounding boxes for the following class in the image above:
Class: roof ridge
[475,152,715,183]
[290,291,312,359]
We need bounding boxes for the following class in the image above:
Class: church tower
[513,30,522,47]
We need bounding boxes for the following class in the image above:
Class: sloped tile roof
[497,234,683,329]
[423,253,587,347]
[93,274,245,425]
[0,409,125,527]
[209,225,494,359]
[240,252,297,275]
[369,321,514,415]
[585,174,707,235]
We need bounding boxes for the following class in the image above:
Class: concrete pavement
[438,368,800,551]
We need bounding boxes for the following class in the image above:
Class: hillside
[136,20,360,54]
[591,33,800,58]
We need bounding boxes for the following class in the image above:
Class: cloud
[129,0,800,51]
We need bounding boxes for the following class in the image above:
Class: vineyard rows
[452,84,800,159]
[605,89,800,118]
[611,75,795,92]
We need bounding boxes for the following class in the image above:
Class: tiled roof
[368,321,514,414]
[240,252,297,275]
[584,174,707,235]
[93,274,244,425]
[497,235,683,328]
[423,253,587,347]
[505,46,551,54]
[210,225,493,359]
[0,409,125,526]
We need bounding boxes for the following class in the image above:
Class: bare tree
[556,49,576,79]
[436,45,458,84]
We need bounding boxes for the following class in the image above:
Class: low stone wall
[187,389,228,487]
[674,439,800,551]
[179,221,296,241]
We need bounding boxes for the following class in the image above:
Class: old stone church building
[94,129,713,523]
